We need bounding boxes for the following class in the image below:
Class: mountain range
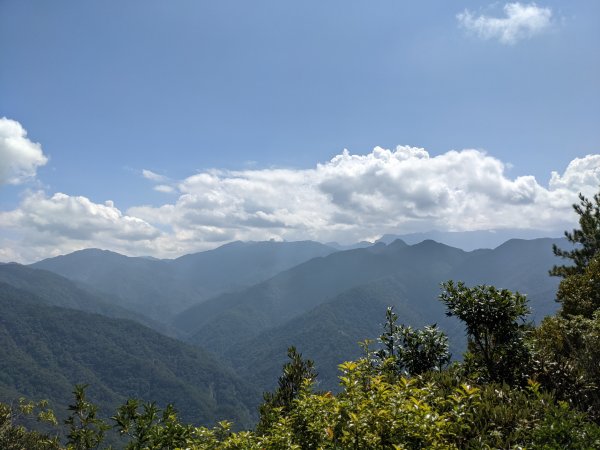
[172,238,563,390]
[0,234,569,418]
[31,241,335,322]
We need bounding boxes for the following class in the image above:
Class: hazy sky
[1,1,599,261]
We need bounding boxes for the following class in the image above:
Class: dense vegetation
[0,284,258,431]
[2,192,600,448]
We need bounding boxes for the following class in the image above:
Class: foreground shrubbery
[4,354,600,449]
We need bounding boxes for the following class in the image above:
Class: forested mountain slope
[177,240,470,350]
[224,278,436,392]
[31,249,193,321]
[0,283,258,429]
[0,263,164,332]
[180,238,565,392]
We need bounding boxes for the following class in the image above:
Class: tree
[551,191,600,278]
[257,346,317,434]
[532,312,600,421]
[374,306,450,376]
[112,400,193,449]
[556,255,600,318]
[0,399,59,450]
[64,385,109,450]
[439,281,530,385]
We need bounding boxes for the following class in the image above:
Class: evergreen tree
[257,346,317,434]
[551,191,600,278]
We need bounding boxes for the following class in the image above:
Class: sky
[1,1,599,262]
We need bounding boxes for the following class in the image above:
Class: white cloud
[0,191,161,262]
[549,155,600,192]
[142,169,168,182]
[0,117,48,185]
[128,147,598,251]
[1,147,599,263]
[457,3,553,44]
[143,169,178,194]
[154,184,176,193]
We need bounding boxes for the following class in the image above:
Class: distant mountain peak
[376,229,562,251]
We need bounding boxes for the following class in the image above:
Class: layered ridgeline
[18,237,565,396]
[31,240,336,322]
[174,238,564,391]
[0,281,259,429]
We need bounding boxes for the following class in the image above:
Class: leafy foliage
[112,399,194,449]
[3,293,600,449]
[439,281,531,385]
[374,306,450,376]
[528,190,600,422]
[532,312,600,421]
[0,398,59,450]
[556,255,600,318]
[64,385,109,450]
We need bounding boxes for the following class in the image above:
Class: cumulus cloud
[457,3,553,44]
[0,191,162,262]
[128,147,599,252]
[1,146,599,262]
[0,117,48,185]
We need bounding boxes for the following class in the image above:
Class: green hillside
[180,239,564,393]
[176,240,460,347]
[0,283,258,429]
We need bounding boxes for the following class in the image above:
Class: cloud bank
[1,146,599,262]
[0,117,48,185]
[457,3,553,44]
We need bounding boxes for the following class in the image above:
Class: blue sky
[0,1,599,261]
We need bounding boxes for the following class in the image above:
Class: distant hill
[0,282,258,429]
[324,241,374,251]
[31,240,336,322]
[378,229,561,251]
[31,249,192,321]
[176,238,566,392]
